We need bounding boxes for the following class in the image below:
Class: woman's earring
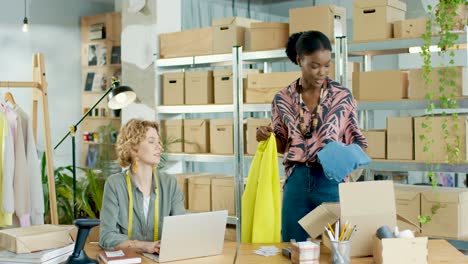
[131,159,137,174]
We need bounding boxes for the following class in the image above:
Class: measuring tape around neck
[125,167,159,241]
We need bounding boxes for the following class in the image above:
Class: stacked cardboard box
[363,130,387,159]
[386,117,413,160]
[245,118,271,155]
[353,70,408,101]
[212,17,259,54]
[408,66,467,100]
[185,71,214,105]
[159,27,213,58]
[162,72,184,105]
[161,119,183,153]
[393,18,427,39]
[248,22,289,51]
[210,119,234,154]
[184,119,210,153]
[246,72,301,103]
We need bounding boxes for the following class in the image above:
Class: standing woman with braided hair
[256,31,367,242]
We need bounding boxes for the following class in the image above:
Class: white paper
[105,250,125,258]
[253,246,279,257]
[128,0,146,13]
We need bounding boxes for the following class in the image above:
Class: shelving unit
[80,12,122,168]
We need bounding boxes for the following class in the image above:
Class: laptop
[143,210,228,262]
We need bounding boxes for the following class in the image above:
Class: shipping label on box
[162,72,184,105]
[387,117,414,160]
[246,118,271,155]
[353,0,407,41]
[246,72,301,103]
[210,118,234,154]
[161,119,183,153]
[408,67,468,100]
[414,116,467,162]
[0,225,75,254]
[363,130,387,159]
[185,70,214,105]
[211,176,235,215]
[393,18,427,39]
[373,235,428,264]
[249,22,289,51]
[353,70,408,101]
[159,27,213,58]
[289,5,347,41]
[184,119,210,153]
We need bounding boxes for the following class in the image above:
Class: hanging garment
[15,106,43,225]
[241,133,281,243]
[0,108,15,227]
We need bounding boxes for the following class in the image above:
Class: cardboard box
[414,116,467,161]
[162,72,184,105]
[225,225,237,241]
[0,225,75,254]
[175,173,196,209]
[373,235,428,264]
[387,117,414,160]
[353,70,408,101]
[363,130,387,159]
[245,118,271,155]
[211,176,235,215]
[249,22,289,51]
[188,175,214,212]
[212,17,259,54]
[289,5,347,41]
[329,62,360,91]
[161,119,183,153]
[246,72,301,103]
[353,0,407,42]
[210,118,234,154]
[393,18,427,39]
[184,119,210,153]
[299,181,398,257]
[185,71,214,105]
[213,69,260,104]
[395,184,422,232]
[421,187,468,238]
[159,27,213,58]
[408,66,468,100]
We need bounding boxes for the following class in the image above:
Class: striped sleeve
[343,94,367,148]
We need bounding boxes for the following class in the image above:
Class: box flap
[213,69,233,77]
[397,214,422,231]
[185,70,213,78]
[395,189,419,201]
[163,72,184,80]
[184,119,207,128]
[354,0,406,11]
[212,16,260,27]
[164,119,183,126]
[421,187,468,203]
[299,203,340,239]
[188,175,213,185]
[246,118,271,127]
[251,22,288,29]
[211,118,234,128]
[212,176,235,187]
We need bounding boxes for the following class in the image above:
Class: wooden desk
[85,240,467,263]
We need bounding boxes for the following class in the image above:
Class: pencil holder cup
[330,240,351,264]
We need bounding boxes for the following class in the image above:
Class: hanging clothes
[14,105,44,225]
[0,106,15,227]
[241,133,281,243]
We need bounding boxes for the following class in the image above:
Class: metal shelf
[166,153,234,163]
[227,216,237,225]
[366,160,468,173]
[348,33,467,56]
[157,104,272,114]
[357,98,468,110]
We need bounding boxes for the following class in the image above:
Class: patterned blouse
[272,77,368,178]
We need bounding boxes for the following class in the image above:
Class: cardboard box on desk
[387,117,413,160]
[394,184,422,232]
[393,18,427,39]
[353,70,408,101]
[162,72,184,105]
[210,118,233,154]
[362,130,387,159]
[353,0,406,42]
[249,22,289,51]
[245,118,271,155]
[184,119,210,153]
[414,116,467,161]
[185,71,214,105]
[421,187,468,239]
[0,225,75,254]
[212,17,259,54]
[299,181,400,257]
[161,119,183,153]
[289,5,347,41]
[246,72,301,103]
[159,27,213,58]
[408,66,468,100]
[372,235,428,264]
[213,69,260,104]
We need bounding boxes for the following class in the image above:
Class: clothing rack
[0,53,58,225]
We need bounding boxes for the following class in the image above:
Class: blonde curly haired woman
[99,119,185,253]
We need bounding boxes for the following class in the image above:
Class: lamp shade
[107,85,136,109]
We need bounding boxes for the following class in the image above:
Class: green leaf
[419,135,426,141]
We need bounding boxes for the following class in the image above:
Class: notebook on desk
[143,210,228,263]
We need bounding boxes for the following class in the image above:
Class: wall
[0,0,114,167]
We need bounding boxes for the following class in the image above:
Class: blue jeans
[282,164,340,242]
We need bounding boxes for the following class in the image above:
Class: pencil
[327,223,335,236]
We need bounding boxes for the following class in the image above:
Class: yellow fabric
[241,133,281,243]
[126,167,159,241]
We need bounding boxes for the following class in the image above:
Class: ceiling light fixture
[22,0,29,32]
